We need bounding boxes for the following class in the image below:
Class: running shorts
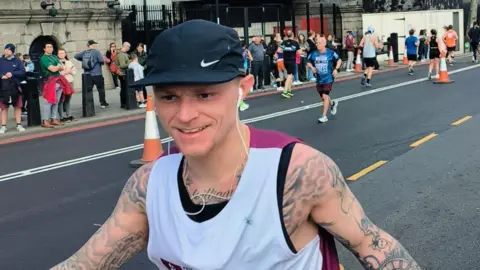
[316,83,333,97]
[429,48,440,59]
[284,60,296,75]
[0,95,23,109]
[363,57,376,68]
[447,46,456,52]
[407,54,417,61]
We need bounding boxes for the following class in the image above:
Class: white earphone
[236,87,249,154]
[237,88,243,108]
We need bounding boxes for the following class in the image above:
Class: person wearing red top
[39,42,73,128]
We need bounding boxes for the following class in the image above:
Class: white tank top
[363,34,376,58]
[145,127,324,270]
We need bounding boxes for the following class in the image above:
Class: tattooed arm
[286,144,421,270]
[50,163,153,270]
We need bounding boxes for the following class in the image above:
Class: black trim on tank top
[276,142,298,254]
[177,157,228,223]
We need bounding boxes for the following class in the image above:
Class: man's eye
[199,93,215,99]
[161,95,177,101]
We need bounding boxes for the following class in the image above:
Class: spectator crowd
[0,23,469,134]
[241,24,467,92]
[0,40,149,134]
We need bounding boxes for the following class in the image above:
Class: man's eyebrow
[192,86,214,93]
[153,86,211,95]
[153,87,170,94]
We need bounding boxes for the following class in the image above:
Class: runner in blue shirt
[307,36,342,123]
[405,29,419,75]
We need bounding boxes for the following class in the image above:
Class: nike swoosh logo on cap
[200,59,219,67]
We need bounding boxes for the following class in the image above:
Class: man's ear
[240,74,254,98]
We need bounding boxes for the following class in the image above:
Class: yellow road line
[451,116,472,126]
[409,133,438,148]
[347,160,388,181]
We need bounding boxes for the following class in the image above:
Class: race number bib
[317,63,328,74]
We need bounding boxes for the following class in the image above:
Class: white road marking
[0,64,478,183]
[93,223,103,227]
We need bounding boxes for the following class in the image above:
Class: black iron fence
[121,4,179,50]
[295,3,343,42]
[121,3,343,50]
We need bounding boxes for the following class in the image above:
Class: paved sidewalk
[0,54,465,141]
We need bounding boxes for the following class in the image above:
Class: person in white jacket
[58,48,77,122]
[128,53,146,108]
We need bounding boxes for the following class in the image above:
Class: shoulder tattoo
[282,147,330,236]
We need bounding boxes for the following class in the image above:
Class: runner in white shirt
[50,20,420,270]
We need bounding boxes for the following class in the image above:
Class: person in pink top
[294,41,302,85]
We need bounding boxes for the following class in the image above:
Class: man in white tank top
[50,20,420,270]
[359,26,382,87]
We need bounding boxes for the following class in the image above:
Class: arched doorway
[29,35,59,72]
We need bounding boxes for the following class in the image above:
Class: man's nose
[176,97,199,123]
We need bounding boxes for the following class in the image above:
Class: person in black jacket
[266,35,278,83]
[0,43,26,133]
[306,31,317,81]
[468,22,480,63]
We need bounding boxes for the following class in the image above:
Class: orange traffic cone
[402,46,409,65]
[354,49,362,72]
[433,52,454,84]
[388,46,395,67]
[130,94,164,168]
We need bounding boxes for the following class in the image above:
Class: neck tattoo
[182,150,247,213]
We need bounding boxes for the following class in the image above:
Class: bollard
[81,73,96,117]
[263,54,271,86]
[125,69,139,110]
[390,32,399,63]
[24,72,42,127]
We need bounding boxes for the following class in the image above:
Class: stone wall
[0,0,126,91]
[340,6,365,37]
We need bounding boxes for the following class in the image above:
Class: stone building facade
[0,0,125,91]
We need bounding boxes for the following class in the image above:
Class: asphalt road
[1,59,479,269]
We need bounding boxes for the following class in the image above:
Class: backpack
[82,50,96,70]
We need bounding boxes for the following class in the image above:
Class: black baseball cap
[131,19,245,87]
[87,40,98,46]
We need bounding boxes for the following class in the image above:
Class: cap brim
[130,70,243,87]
